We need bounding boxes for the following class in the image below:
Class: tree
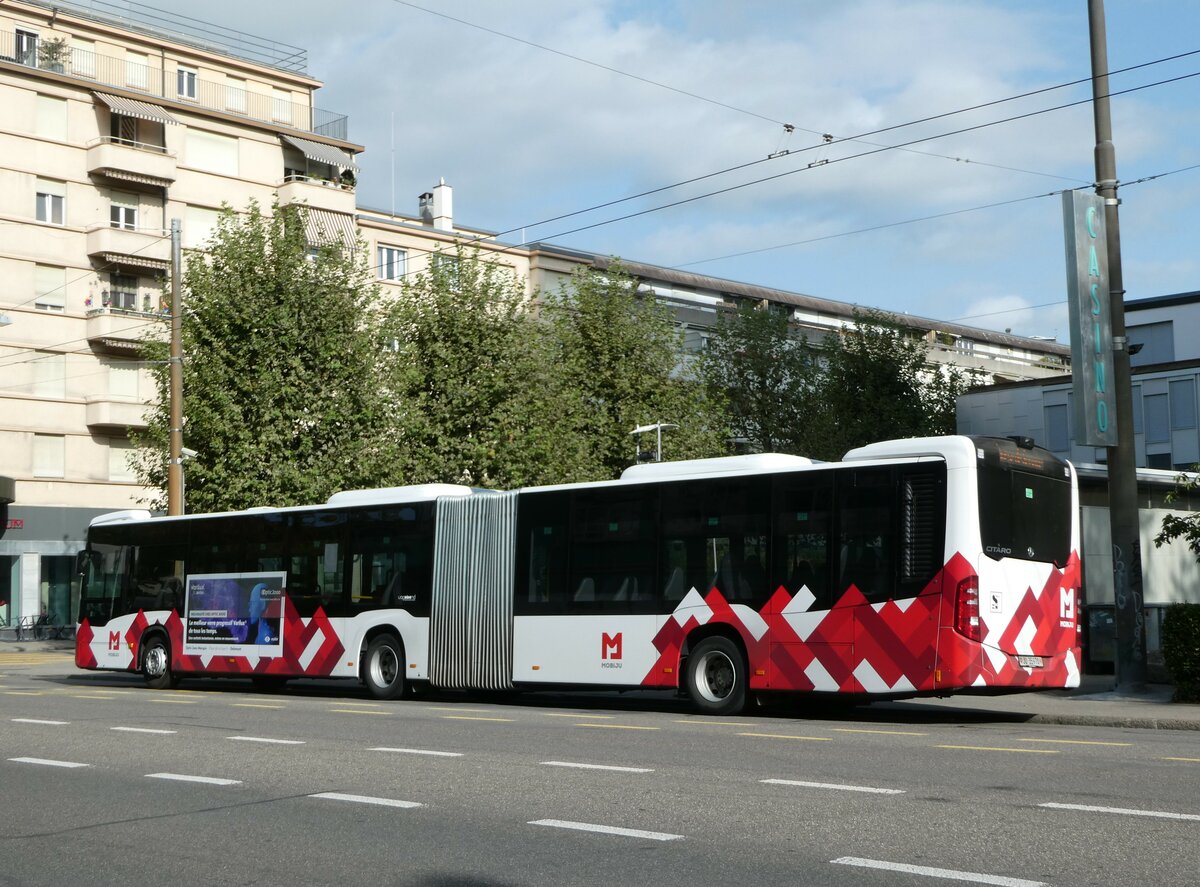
[542,262,727,478]
[806,309,974,459]
[1155,469,1200,561]
[379,246,587,488]
[133,202,388,512]
[698,300,821,454]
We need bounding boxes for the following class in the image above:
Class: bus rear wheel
[685,636,746,715]
[364,635,406,700]
[141,635,178,690]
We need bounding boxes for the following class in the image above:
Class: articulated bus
[75,435,1081,714]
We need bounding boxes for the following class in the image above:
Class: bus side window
[773,477,832,609]
[837,468,895,603]
[288,511,346,618]
[514,491,570,616]
[566,487,655,615]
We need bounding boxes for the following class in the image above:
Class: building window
[16,29,38,67]
[377,246,406,281]
[108,361,139,399]
[32,354,65,398]
[126,52,149,91]
[36,179,66,225]
[106,274,138,311]
[1144,394,1169,444]
[177,66,198,100]
[109,440,136,482]
[1128,321,1175,367]
[110,192,138,230]
[1170,379,1197,430]
[1044,404,1070,453]
[185,129,238,176]
[226,77,247,114]
[35,94,68,141]
[35,265,66,313]
[1147,452,1172,470]
[1131,384,1143,434]
[110,112,138,146]
[33,434,65,478]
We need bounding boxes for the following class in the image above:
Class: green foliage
[1162,603,1200,703]
[380,245,588,488]
[132,202,387,512]
[698,301,820,454]
[1154,468,1200,562]
[542,262,727,478]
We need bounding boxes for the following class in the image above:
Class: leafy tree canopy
[1155,469,1200,562]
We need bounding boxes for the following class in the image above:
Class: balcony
[87,137,177,189]
[86,307,165,355]
[86,396,149,432]
[277,173,356,214]
[86,225,171,272]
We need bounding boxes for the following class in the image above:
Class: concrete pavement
[3,636,1197,730]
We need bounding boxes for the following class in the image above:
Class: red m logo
[108,631,121,651]
[1060,589,1076,621]
[601,632,622,660]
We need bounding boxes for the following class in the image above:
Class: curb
[1026,712,1200,731]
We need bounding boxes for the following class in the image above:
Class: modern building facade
[1,0,1076,631]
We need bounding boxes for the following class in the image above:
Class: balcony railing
[0,29,348,139]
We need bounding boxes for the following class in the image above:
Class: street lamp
[630,422,678,464]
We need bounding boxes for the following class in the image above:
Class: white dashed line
[832,857,1047,886]
[227,736,305,745]
[9,757,89,768]
[111,727,177,735]
[370,747,463,757]
[542,761,654,773]
[529,819,683,842]
[146,773,241,785]
[1039,802,1200,822]
[309,792,421,809]
[762,778,905,795]
[11,718,69,726]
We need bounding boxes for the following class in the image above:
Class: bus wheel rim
[145,646,167,677]
[698,651,734,702]
[372,647,398,687]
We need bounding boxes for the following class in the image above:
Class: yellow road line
[575,723,659,731]
[937,745,1058,754]
[425,707,492,713]
[150,698,198,705]
[1017,738,1132,747]
[674,720,758,727]
[738,732,832,742]
[1160,756,1200,763]
[543,712,612,719]
[443,715,514,722]
[233,703,284,709]
[4,691,44,696]
[71,694,114,700]
[832,728,928,736]
[331,708,389,716]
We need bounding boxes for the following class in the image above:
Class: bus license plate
[1017,655,1044,668]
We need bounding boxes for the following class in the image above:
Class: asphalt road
[1,654,1197,887]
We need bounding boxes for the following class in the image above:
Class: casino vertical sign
[1062,190,1117,447]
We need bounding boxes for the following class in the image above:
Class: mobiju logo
[1060,589,1076,628]
[601,632,623,661]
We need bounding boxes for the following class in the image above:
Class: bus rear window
[978,468,1071,565]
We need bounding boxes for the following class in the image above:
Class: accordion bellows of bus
[75,435,1082,715]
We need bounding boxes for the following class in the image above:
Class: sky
[146,0,1199,340]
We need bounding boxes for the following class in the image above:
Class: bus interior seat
[663,567,686,601]
[573,578,595,602]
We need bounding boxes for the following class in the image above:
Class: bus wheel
[364,635,406,700]
[685,636,746,715]
[141,636,177,690]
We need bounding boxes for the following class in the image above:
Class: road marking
[832,727,928,736]
[575,723,659,731]
[309,792,421,809]
[425,707,491,713]
[738,732,832,742]
[443,715,514,722]
[4,691,44,696]
[150,698,198,705]
[673,720,758,727]
[542,761,654,773]
[71,694,114,700]
[335,701,383,707]
[9,757,89,768]
[1017,738,1132,747]
[762,778,905,795]
[1161,757,1200,763]
[233,703,285,709]
[530,819,682,842]
[147,773,241,786]
[543,712,612,719]
[11,718,69,726]
[112,727,177,735]
[832,856,1047,886]
[331,708,389,716]
[370,747,463,757]
[227,736,305,745]
[1039,802,1200,822]
[936,745,1058,755]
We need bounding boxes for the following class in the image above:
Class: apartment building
[0,0,361,627]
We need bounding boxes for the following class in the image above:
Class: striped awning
[100,252,170,272]
[281,134,358,172]
[94,92,180,126]
[97,168,174,188]
[303,209,358,249]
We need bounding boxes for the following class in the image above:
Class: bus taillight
[955,575,982,642]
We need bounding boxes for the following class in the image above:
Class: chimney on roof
[418,178,453,230]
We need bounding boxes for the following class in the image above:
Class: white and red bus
[75,435,1081,714]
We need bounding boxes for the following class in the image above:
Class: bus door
[79,541,134,668]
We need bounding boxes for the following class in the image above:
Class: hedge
[1162,603,1200,703]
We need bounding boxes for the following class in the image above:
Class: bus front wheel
[685,636,747,715]
[141,635,178,690]
[363,635,406,700]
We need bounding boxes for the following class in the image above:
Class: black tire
[141,635,177,690]
[363,634,406,700]
[684,635,747,715]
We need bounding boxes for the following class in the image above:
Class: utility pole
[167,218,184,516]
[1088,0,1146,688]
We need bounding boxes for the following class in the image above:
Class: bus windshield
[977,465,1072,566]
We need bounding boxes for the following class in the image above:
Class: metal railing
[1,29,348,139]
